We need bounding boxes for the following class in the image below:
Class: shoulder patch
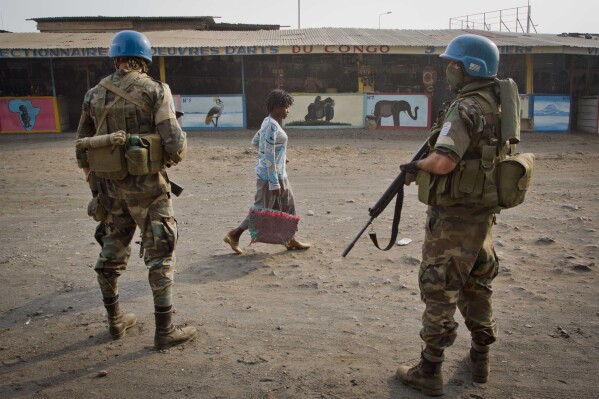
[440,121,452,136]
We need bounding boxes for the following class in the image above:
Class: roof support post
[525,53,533,93]
[159,56,166,82]
[49,58,56,97]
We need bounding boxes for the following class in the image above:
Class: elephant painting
[373,100,419,126]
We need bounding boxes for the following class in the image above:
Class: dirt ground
[0,128,598,399]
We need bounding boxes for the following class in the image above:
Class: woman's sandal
[224,234,243,254]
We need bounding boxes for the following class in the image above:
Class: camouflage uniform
[76,69,187,308]
[418,81,500,352]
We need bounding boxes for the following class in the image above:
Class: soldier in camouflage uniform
[75,30,196,350]
[396,34,506,396]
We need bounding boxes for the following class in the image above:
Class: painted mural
[0,97,61,133]
[178,94,245,130]
[365,94,430,129]
[532,95,571,132]
[519,95,530,118]
[285,93,364,128]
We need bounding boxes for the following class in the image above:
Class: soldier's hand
[400,161,419,186]
[400,161,419,174]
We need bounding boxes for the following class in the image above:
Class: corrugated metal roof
[29,16,217,21]
[1,28,598,51]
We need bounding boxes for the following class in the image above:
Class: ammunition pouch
[497,152,535,209]
[125,133,164,176]
[417,145,499,208]
[125,145,149,175]
[417,150,534,209]
[88,133,164,179]
[88,145,128,180]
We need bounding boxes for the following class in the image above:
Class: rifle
[341,139,430,257]
[164,160,184,197]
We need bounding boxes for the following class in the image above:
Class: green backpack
[481,78,535,209]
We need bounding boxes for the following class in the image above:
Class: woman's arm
[262,121,280,191]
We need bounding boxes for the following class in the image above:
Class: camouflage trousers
[94,193,177,307]
[418,211,499,351]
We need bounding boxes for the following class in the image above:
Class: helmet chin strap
[447,63,478,94]
[447,63,465,93]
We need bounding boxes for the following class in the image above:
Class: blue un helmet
[108,30,152,64]
[440,34,499,78]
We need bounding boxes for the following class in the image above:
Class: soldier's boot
[396,347,444,397]
[154,305,198,350]
[467,341,490,383]
[103,296,137,340]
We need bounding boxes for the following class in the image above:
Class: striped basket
[248,206,300,245]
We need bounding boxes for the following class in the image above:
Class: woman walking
[224,89,310,254]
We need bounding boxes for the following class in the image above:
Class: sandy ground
[0,128,598,399]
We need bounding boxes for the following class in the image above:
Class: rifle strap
[368,184,405,251]
[99,79,152,113]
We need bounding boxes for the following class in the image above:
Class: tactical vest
[418,80,534,210]
[87,71,164,179]
[95,71,155,136]
[417,82,503,208]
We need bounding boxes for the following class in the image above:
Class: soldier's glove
[400,161,419,186]
[400,161,419,175]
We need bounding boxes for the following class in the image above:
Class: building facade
[1,27,598,133]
